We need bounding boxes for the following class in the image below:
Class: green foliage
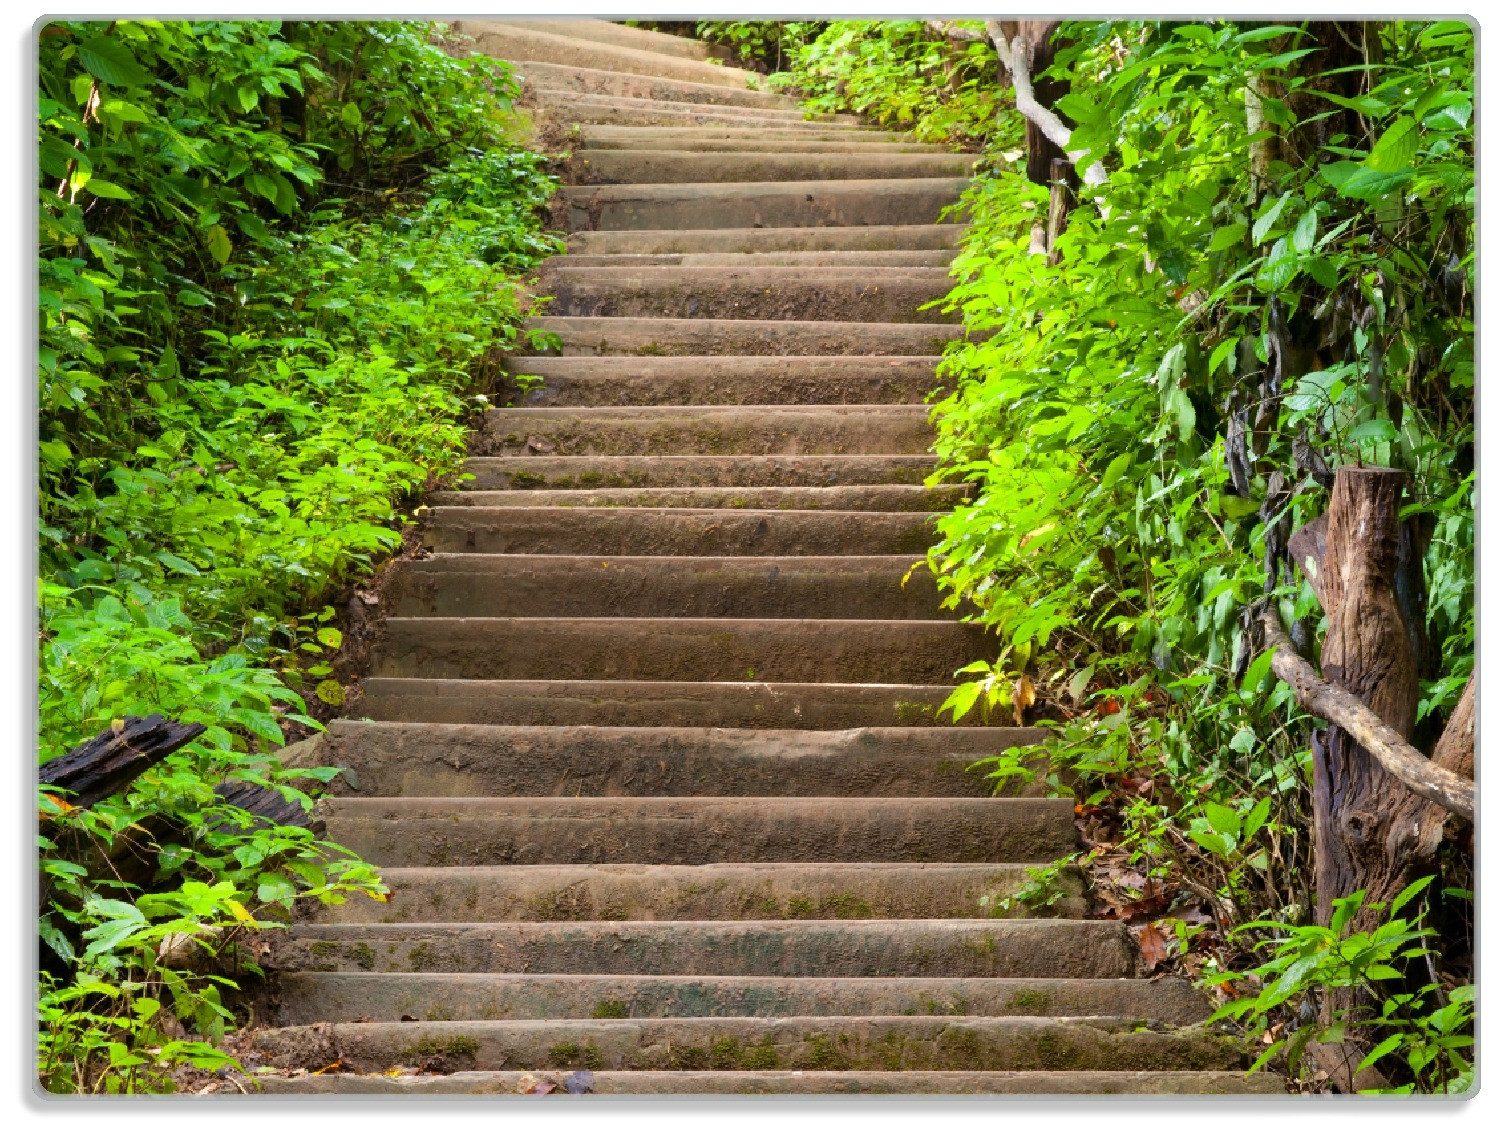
[694,20,823,72]
[37,19,559,1092]
[776,20,1018,147]
[1206,879,1474,1093]
[930,19,1472,914]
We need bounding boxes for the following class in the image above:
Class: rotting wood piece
[1260,612,1473,819]
[39,715,207,810]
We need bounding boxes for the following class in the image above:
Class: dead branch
[1260,611,1473,820]
[985,21,1107,187]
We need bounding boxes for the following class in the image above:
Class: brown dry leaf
[1012,675,1036,725]
[1134,921,1171,972]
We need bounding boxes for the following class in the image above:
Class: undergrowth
[37,19,559,1092]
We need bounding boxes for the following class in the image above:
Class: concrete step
[253,1069,1283,1095]
[514,61,794,110]
[434,486,958,511]
[529,316,962,356]
[353,679,974,729]
[471,404,932,457]
[568,224,966,255]
[549,249,954,269]
[578,125,918,149]
[383,554,947,619]
[462,454,936,488]
[313,721,1036,797]
[318,797,1077,866]
[573,149,975,184]
[542,266,952,322]
[373,617,993,684]
[270,972,1208,1026]
[253,1015,1248,1075]
[509,355,938,406]
[274,917,1123,977]
[477,19,732,63]
[313,862,1079,924]
[539,93,854,130]
[560,178,967,230]
[419,507,935,556]
[459,24,762,89]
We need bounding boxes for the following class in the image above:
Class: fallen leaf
[1134,921,1171,972]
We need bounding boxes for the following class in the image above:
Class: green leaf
[315,626,342,649]
[84,178,132,200]
[1100,452,1133,490]
[1292,208,1318,253]
[1365,115,1419,174]
[340,101,363,130]
[78,36,150,88]
[1208,221,1247,253]
[1204,802,1241,838]
[237,84,259,114]
[205,224,232,265]
[1252,191,1292,245]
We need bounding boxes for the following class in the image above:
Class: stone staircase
[250,18,1275,1095]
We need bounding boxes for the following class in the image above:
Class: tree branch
[1260,611,1474,820]
[986,22,1107,187]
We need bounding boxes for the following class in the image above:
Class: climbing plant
[37,19,559,1091]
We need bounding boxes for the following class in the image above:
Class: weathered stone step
[254,1015,1247,1075]
[543,266,952,322]
[384,554,946,619]
[274,917,1122,977]
[374,617,992,684]
[481,19,732,63]
[315,862,1077,924]
[550,249,955,269]
[313,721,1035,797]
[353,679,973,729]
[574,149,975,184]
[515,61,795,110]
[568,224,965,255]
[463,454,936,488]
[529,316,961,356]
[578,125,917,149]
[435,486,957,512]
[472,404,932,457]
[253,1069,1283,1095]
[460,23,761,88]
[420,507,935,556]
[541,93,855,130]
[509,355,937,406]
[319,797,1076,866]
[560,178,967,231]
[270,972,1209,1027]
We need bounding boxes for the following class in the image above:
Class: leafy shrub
[37,19,559,1091]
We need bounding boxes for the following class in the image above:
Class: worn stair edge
[373,616,994,685]
[252,1015,1248,1075]
[462,454,938,488]
[381,553,950,620]
[456,20,752,84]
[573,150,976,185]
[512,60,797,111]
[310,720,1042,797]
[475,19,734,63]
[318,796,1077,866]
[250,1069,1285,1095]
[273,918,1129,978]
[528,316,962,356]
[311,861,1080,924]
[546,249,955,269]
[267,972,1206,1027]
[559,177,968,231]
[431,486,961,512]
[565,224,965,255]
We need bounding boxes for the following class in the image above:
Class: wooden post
[1045,156,1071,265]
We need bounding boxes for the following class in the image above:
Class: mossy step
[540,93,859,131]
[559,178,967,231]
[577,126,917,148]
[573,150,975,185]
[374,615,994,684]
[383,553,947,619]
[508,354,939,407]
[512,61,796,110]
[251,1068,1283,1095]
[311,721,1043,797]
[566,224,965,255]
[541,266,954,322]
[311,861,1076,924]
[528,315,961,356]
[252,1015,1247,1074]
[418,506,937,556]
[546,249,955,269]
[269,973,1208,1027]
[352,678,975,730]
[317,796,1077,867]
[472,403,932,457]
[275,917,1123,978]
[462,454,937,488]
[433,485,961,511]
